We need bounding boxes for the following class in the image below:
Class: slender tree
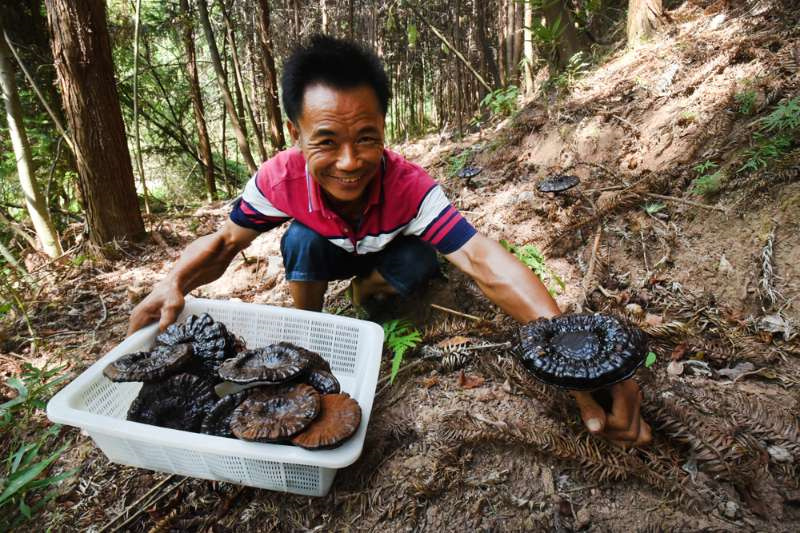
[0,26,62,257]
[196,0,258,173]
[179,0,216,201]
[256,0,286,150]
[44,0,145,245]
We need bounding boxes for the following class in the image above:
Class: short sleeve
[403,184,476,254]
[229,172,291,231]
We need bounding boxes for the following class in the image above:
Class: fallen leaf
[422,376,439,388]
[671,342,688,361]
[457,371,485,389]
[644,313,663,326]
[436,335,472,348]
[667,361,684,376]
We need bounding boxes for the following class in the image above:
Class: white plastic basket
[46,297,384,496]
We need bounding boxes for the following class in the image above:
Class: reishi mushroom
[155,313,238,380]
[305,369,341,394]
[516,313,648,390]
[127,373,217,431]
[218,344,310,384]
[230,384,320,441]
[103,344,193,382]
[536,174,580,194]
[200,391,251,438]
[291,393,362,449]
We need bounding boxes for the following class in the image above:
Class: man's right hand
[127,283,186,336]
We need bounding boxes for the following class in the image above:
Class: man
[129,35,651,447]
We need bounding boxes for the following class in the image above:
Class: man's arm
[127,220,260,335]
[445,233,652,447]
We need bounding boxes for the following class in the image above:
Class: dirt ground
[2,1,799,531]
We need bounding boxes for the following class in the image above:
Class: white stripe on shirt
[242,173,290,218]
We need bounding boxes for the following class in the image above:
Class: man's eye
[318,140,335,146]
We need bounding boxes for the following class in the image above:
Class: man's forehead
[298,84,383,121]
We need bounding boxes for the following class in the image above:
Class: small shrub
[480,85,519,117]
[734,89,757,115]
[690,161,724,197]
[500,240,565,295]
[448,150,472,177]
[738,97,800,174]
[382,319,422,384]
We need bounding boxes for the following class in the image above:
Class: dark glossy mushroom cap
[516,314,648,391]
[218,344,310,384]
[457,166,482,179]
[305,369,340,394]
[156,314,238,380]
[103,344,193,382]
[291,393,362,449]
[276,342,331,373]
[127,373,216,431]
[200,391,250,438]
[536,174,580,193]
[230,384,320,441]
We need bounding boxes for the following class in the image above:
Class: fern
[382,319,422,384]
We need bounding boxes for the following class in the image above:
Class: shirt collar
[306,153,386,216]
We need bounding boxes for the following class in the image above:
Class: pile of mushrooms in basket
[104,313,361,450]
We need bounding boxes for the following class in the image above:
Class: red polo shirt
[230,148,475,255]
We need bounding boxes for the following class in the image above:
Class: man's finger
[158,305,180,332]
[604,380,640,432]
[571,390,606,434]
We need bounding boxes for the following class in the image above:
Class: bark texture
[44,0,145,245]
[627,0,663,45]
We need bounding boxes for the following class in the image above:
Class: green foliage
[738,97,800,174]
[407,23,418,48]
[527,14,564,52]
[690,161,724,197]
[382,319,422,384]
[0,425,77,530]
[734,89,757,115]
[644,351,657,368]
[0,363,69,429]
[500,240,565,295]
[448,149,472,177]
[643,202,666,215]
[480,85,519,117]
[545,52,592,92]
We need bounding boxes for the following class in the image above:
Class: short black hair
[280,34,391,123]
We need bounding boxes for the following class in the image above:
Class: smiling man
[129,35,651,448]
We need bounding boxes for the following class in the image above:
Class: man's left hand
[570,379,652,448]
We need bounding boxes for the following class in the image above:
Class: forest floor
[2,1,800,531]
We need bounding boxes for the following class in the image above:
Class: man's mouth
[331,175,361,184]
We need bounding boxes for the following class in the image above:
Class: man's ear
[286,120,300,145]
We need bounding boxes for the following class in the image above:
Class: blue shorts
[280,221,439,296]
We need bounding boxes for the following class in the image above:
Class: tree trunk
[220,0,267,162]
[196,0,258,173]
[256,0,286,151]
[474,0,500,89]
[543,0,590,70]
[522,0,534,95]
[44,0,145,245]
[320,0,327,33]
[627,0,663,45]
[497,0,507,85]
[132,0,150,215]
[179,0,216,201]
[512,0,524,84]
[0,24,62,257]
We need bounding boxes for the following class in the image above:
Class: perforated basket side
[89,432,332,496]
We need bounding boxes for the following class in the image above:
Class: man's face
[288,84,385,207]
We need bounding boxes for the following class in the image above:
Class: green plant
[734,89,757,115]
[0,425,77,530]
[500,240,565,295]
[0,363,69,429]
[382,319,422,384]
[643,202,665,215]
[448,149,472,177]
[480,85,519,117]
[738,97,800,174]
[644,351,657,368]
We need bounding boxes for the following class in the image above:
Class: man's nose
[336,144,359,172]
